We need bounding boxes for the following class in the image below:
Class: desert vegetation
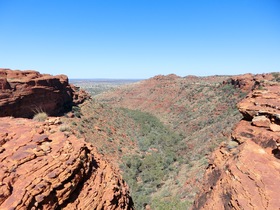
[119,109,187,209]
[33,112,48,122]
[67,75,250,209]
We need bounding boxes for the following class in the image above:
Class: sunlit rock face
[0,68,133,209]
[192,79,280,210]
[0,68,75,118]
[0,117,134,209]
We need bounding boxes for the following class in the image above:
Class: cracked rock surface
[192,81,280,210]
[0,117,133,210]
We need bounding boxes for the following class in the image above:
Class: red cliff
[192,79,280,209]
[0,68,89,118]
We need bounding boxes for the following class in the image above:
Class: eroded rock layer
[0,68,89,118]
[192,80,280,210]
[0,117,133,210]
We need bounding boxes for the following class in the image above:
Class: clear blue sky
[0,0,279,79]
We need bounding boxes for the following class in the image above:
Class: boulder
[252,115,271,128]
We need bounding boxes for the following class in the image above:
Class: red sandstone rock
[0,117,133,209]
[238,84,280,121]
[0,68,89,118]
[270,123,280,132]
[252,115,271,128]
[71,84,91,105]
[192,81,280,210]
[227,73,274,92]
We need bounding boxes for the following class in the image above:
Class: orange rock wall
[192,80,280,209]
[0,117,133,209]
[0,68,74,118]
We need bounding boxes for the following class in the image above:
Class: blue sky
[0,0,279,79]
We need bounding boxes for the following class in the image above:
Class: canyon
[1,68,280,209]
[94,72,280,209]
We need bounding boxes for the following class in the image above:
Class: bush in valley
[151,197,192,210]
[119,108,185,209]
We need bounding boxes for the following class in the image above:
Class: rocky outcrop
[226,73,274,92]
[71,84,91,105]
[0,68,89,118]
[0,117,133,209]
[192,80,280,209]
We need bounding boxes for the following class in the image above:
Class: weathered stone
[0,68,89,118]
[227,73,274,92]
[252,115,271,128]
[270,123,280,132]
[0,117,133,209]
[193,80,280,210]
[238,84,280,120]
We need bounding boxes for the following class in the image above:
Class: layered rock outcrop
[192,80,280,209]
[0,68,89,118]
[0,117,133,209]
[226,73,274,92]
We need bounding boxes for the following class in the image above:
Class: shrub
[59,124,71,132]
[272,72,280,82]
[33,112,48,122]
[72,106,82,118]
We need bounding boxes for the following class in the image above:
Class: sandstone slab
[0,117,133,209]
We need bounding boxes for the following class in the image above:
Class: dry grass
[33,112,48,122]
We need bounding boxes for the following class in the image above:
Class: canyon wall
[193,78,280,209]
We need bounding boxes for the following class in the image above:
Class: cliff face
[0,69,133,209]
[192,80,280,209]
[0,68,89,118]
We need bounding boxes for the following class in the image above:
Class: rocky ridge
[226,73,274,92]
[0,69,133,209]
[192,79,280,209]
[0,68,89,118]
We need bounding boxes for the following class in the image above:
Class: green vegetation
[72,106,82,118]
[120,109,185,209]
[272,72,280,82]
[151,197,192,210]
[68,76,250,209]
